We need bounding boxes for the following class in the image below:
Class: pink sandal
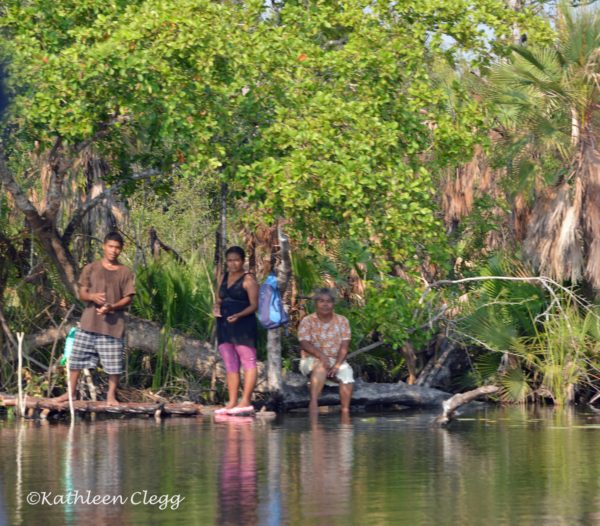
[214,407,233,415]
[226,405,255,416]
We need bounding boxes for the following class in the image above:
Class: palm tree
[485,2,600,291]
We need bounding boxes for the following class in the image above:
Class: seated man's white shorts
[299,357,355,386]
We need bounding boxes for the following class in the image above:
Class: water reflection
[2,408,600,525]
[0,476,8,526]
[62,420,127,525]
[214,415,258,526]
[14,423,25,526]
[298,415,354,524]
[262,426,283,526]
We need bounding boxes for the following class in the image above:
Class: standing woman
[213,246,259,415]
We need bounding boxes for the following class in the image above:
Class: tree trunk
[267,328,283,396]
[266,223,292,403]
[415,338,471,390]
[401,342,418,385]
[506,0,525,44]
[149,227,183,262]
[0,157,79,296]
[214,181,228,281]
[580,140,600,290]
[70,151,116,261]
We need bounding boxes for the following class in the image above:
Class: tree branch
[0,154,79,295]
[0,155,41,217]
[434,385,500,426]
[149,227,184,263]
[62,168,160,246]
[347,341,385,360]
[0,304,17,349]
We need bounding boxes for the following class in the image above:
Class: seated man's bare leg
[52,370,81,402]
[309,363,328,413]
[339,383,353,414]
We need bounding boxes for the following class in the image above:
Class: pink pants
[218,343,257,373]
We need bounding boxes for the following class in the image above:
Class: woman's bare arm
[226,274,258,323]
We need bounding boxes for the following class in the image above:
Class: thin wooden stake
[16,332,25,418]
[65,357,75,422]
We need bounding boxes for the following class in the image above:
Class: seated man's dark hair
[313,287,336,303]
[104,231,124,246]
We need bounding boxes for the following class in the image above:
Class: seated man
[298,288,354,414]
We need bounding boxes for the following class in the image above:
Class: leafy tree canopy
[0,0,552,344]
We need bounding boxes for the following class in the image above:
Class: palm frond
[500,366,531,403]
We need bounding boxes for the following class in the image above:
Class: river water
[1,406,600,525]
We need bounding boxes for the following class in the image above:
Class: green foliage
[499,366,531,403]
[362,277,426,348]
[130,255,215,393]
[454,255,600,404]
[132,255,214,339]
[482,2,600,199]
[0,0,558,394]
[452,194,511,265]
[128,176,217,258]
[291,253,323,298]
[0,0,552,266]
[458,256,547,346]
[522,305,595,405]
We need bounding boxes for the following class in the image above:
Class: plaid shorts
[69,329,125,375]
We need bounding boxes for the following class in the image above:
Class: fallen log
[0,393,203,416]
[21,323,458,410]
[2,375,455,416]
[433,385,500,426]
[25,317,221,376]
[125,317,220,377]
[24,316,270,390]
[281,373,451,410]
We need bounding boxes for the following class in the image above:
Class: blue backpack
[258,273,289,329]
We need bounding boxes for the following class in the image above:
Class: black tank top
[217,273,257,347]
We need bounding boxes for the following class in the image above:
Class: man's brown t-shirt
[79,261,136,338]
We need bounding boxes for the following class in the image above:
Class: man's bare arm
[328,340,350,378]
[79,287,105,305]
[300,340,330,366]
[96,294,133,315]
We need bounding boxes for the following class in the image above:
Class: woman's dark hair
[104,231,124,247]
[225,246,246,261]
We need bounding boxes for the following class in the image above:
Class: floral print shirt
[298,313,351,359]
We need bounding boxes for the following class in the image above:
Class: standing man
[298,288,354,415]
[55,232,135,405]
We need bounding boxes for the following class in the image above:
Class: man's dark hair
[225,245,245,261]
[104,231,124,246]
[313,288,336,303]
